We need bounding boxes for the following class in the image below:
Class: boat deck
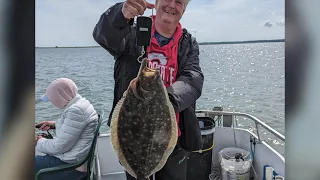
[95,133,126,180]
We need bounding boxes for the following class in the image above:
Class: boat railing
[195,110,285,143]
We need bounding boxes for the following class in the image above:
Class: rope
[192,139,214,153]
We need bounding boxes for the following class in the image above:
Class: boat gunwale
[233,127,285,162]
[98,110,285,145]
[195,110,285,142]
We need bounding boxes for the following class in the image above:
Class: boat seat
[35,111,104,180]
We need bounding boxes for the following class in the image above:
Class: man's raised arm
[92,1,155,59]
[92,2,133,59]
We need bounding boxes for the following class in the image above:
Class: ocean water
[35,42,285,153]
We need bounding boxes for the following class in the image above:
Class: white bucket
[218,147,252,180]
[275,175,285,180]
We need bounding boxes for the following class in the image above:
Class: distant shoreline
[198,39,284,45]
[36,39,284,49]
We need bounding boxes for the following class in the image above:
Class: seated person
[35,78,98,180]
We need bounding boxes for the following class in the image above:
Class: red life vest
[146,16,183,137]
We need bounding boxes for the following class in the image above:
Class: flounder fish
[110,58,178,180]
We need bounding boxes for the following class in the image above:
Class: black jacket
[92,2,204,151]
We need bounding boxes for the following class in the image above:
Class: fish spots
[155,155,161,161]
[142,128,149,134]
[111,61,178,178]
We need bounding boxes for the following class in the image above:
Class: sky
[36,0,285,47]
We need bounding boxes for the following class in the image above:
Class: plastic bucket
[218,147,252,180]
[187,117,215,180]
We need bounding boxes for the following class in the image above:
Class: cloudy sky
[36,0,284,47]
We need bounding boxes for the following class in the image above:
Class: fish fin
[149,83,179,175]
[166,94,179,150]
[161,80,178,144]
[128,78,137,90]
[136,58,148,78]
[110,92,136,178]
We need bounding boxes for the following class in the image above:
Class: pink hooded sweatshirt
[41,78,78,109]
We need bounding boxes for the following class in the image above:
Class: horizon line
[36,39,285,48]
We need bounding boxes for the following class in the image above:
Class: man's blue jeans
[35,155,86,180]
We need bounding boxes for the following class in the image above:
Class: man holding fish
[93,0,204,179]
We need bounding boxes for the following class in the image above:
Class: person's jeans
[35,155,86,180]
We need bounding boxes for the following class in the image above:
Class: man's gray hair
[185,0,191,9]
[157,0,191,10]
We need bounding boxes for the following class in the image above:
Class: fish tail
[136,176,149,180]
